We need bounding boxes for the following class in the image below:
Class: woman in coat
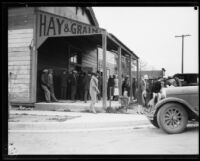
[89,73,100,113]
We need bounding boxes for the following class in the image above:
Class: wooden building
[8,7,139,108]
[132,68,166,80]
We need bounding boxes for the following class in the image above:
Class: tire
[150,119,159,128]
[157,103,188,134]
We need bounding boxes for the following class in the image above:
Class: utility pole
[175,34,191,73]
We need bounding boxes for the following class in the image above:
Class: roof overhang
[36,9,138,59]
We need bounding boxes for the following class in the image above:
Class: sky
[93,7,198,76]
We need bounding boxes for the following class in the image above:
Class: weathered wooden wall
[8,7,35,102]
[82,48,98,72]
[8,7,99,103]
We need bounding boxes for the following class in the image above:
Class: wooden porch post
[97,47,99,71]
[102,32,107,110]
[118,47,122,96]
[129,55,133,101]
[136,59,139,88]
[31,8,38,103]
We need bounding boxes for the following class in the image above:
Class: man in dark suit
[83,71,91,103]
[41,69,51,103]
[60,70,69,100]
[70,70,77,102]
[48,69,58,102]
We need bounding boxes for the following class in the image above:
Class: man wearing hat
[70,70,77,102]
[137,74,149,114]
[41,69,51,103]
[48,69,58,102]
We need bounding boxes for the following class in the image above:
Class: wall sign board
[36,10,104,48]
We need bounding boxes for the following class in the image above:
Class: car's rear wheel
[157,103,188,134]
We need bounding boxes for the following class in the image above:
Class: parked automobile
[173,73,199,86]
[147,86,199,134]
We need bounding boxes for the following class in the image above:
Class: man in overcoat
[48,69,58,102]
[70,70,77,102]
[41,69,51,103]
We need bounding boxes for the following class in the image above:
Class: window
[70,55,77,64]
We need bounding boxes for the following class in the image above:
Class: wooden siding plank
[9,56,31,61]
[8,43,30,48]
[8,29,33,34]
[8,51,31,57]
[10,79,30,84]
[8,33,33,39]
[8,7,35,16]
[8,47,30,52]
[8,65,31,70]
[8,37,33,44]
[8,60,31,66]
[8,69,31,75]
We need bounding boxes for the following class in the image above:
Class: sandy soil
[8,124,199,155]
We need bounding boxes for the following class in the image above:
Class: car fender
[154,97,199,118]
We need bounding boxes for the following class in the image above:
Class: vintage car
[147,86,199,134]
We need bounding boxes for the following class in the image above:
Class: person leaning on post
[41,69,51,103]
[89,72,100,113]
[137,74,149,114]
[48,69,58,102]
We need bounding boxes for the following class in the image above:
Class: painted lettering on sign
[38,12,101,37]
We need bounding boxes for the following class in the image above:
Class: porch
[34,100,121,112]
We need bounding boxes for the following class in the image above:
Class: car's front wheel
[150,119,159,128]
[157,103,188,134]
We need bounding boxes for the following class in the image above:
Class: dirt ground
[9,113,81,122]
[8,123,199,155]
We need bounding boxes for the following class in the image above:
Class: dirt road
[8,124,198,155]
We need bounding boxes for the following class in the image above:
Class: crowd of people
[40,69,137,103]
[40,68,181,114]
[136,74,182,114]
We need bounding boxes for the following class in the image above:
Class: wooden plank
[8,47,30,52]
[8,69,31,75]
[8,65,31,70]
[9,56,31,61]
[8,60,31,66]
[8,7,35,16]
[10,88,30,93]
[129,55,133,101]
[8,16,34,25]
[136,59,139,88]
[118,47,122,96]
[8,29,33,34]
[82,59,97,65]
[8,37,33,44]
[11,79,30,84]
[82,56,96,62]
[8,51,31,56]
[8,33,33,39]
[8,43,30,48]
[8,10,34,30]
[30,10,38,103]
[102,32,107,109]
[14,74,30,79]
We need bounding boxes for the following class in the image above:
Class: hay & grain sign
[37,11,103,48]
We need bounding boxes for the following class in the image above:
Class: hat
[144,75,148,80]
[43,69,48,72]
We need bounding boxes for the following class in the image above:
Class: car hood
[165,86,198,97]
